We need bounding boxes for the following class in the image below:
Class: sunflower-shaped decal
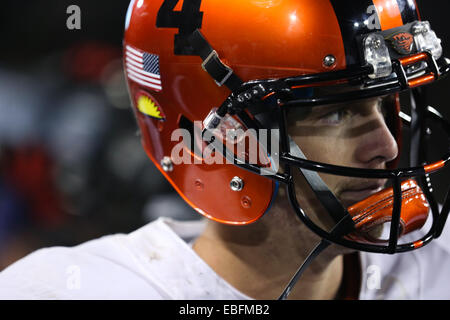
[136,92,166,121]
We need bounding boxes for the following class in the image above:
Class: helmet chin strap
[278,239,331,300]
[278,213,357,300]
[288,138,352,224]
[278,138,356,300]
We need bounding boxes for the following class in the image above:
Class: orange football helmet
[123,0,450,255]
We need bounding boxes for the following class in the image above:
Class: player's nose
[354,110,399,167]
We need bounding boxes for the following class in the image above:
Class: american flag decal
[125,45,162,92]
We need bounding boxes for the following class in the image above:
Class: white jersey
[0,217,450,300]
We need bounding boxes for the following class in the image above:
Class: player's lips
[339,181,386,206]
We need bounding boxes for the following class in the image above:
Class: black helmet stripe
[395,0,420,24]
[330,0,421,67]
[329,0,383,67]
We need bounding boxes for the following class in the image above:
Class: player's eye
[319,108,351,125]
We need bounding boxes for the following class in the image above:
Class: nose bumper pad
[346,179,429,243]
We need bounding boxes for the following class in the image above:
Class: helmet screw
[244,92,252,100]
[230,176,244,192]
[412,23,428,35]
[161,156,173,172]
[371,39,382,49]
[323,55,336,67]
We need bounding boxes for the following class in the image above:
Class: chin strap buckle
[201,50,234,87]
[188,29,243,92]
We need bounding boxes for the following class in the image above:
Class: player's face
[287,95,399,230]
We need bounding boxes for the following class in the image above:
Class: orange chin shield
[347,179,429,244]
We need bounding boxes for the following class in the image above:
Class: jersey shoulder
[0,221,170,299]
[360,221,450,300]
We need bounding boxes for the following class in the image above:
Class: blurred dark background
[0,0,200,270]
[0,0,449,270]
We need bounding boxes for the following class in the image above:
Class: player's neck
[192,214,344,300]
